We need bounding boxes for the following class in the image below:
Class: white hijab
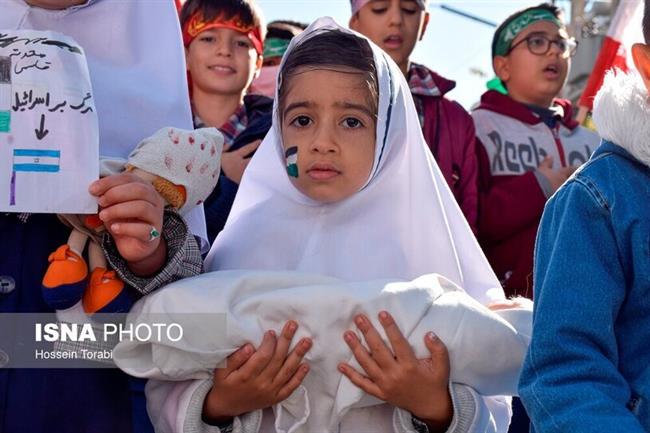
[205,17,503,305]
[1,0,208,245]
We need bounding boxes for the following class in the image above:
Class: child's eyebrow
[526,31,564,39]
[334,101,375,118]
[284,101,313,115]
[370,0,416,4]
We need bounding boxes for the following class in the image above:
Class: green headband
[263,38,291,59]
[494,8,564,57]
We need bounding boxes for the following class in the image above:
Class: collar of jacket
[243,94,274,118]
[476,90,579,130]
[409,63,457,98]
[593,71,650,169]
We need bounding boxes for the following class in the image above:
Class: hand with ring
[89,173,166,276]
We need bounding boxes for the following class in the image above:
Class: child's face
[350,0,428,71]
[495,21,570,107]
[186,27,261,97]
[24,0,86,9]
[281,68,377,203]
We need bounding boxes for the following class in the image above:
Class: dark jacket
[0,214,139,433]
[0,210,201,433]
[203,94,273,244]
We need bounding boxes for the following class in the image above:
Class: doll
[41,126,223,315]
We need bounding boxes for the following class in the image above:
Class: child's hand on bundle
[488,296,533,311]
[339,312,453,433]
[203,320,312,423]
[89,173,166,276]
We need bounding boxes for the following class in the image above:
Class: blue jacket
[519,140,650,433]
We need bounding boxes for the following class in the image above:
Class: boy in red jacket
[473,3,600,298]
[349,0,479,231]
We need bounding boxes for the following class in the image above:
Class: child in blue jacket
[519,2,650,432]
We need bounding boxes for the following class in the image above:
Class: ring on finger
[148,226,161,242]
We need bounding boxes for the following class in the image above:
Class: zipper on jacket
[551,125,567,167]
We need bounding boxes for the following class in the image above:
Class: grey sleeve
[394,383,479,433]
[183,381,263,433]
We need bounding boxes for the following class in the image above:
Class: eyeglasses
[508,34,578,58]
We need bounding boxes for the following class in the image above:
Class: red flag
[579,2,644,110]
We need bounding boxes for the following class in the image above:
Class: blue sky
[256,0,558,108]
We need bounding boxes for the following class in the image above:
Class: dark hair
[643,0,650,44]
[491,3,563,58]
[267,20,308,41]
[180,0,266,40]
[278,30,378,118]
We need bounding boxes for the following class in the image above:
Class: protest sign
[0,30,98,213]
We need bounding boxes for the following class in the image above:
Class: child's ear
[632,43,650,92]
[419,12,430,41]
[349,13,359,31]
[184,46,190,72]
[492,56,510,83]
[255,55,263,76]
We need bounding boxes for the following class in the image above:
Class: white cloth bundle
[114,270,529,433]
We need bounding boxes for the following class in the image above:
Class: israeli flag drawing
[13,149,61,172]
[10,149,61,205]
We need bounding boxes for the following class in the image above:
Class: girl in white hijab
[145,17,514,433]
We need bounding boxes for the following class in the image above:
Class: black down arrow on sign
[35,114,49,140]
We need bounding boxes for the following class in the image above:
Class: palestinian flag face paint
[285,146,298,178]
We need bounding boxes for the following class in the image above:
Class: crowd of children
[1,0,647,432]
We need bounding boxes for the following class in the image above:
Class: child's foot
[83,268,132,315]
[42,245,88,310]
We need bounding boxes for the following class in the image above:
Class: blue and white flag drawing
[13,149,60,172]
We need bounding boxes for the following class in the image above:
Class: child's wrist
[126,238,167,277]
[411,389,453,433]
[202,387,237,425]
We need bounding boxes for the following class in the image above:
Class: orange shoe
[42,245,88,310]
[83,268,131,315]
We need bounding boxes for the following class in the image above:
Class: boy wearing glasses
[472,3,599,299]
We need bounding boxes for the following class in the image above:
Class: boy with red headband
[349,0,480,231]
[181,0,273,242]
[472,3,600,299]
